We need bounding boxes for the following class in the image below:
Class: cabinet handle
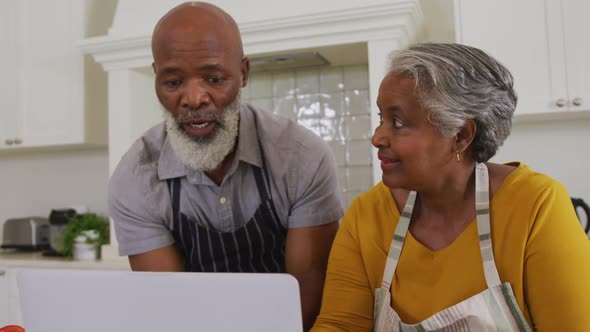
[4,139,14,146]
[13,138,22,145]
[572,98,583,107]
[0,270,5,276]
[555,99,567,107]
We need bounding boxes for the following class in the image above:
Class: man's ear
[456,119,476,155]
[240,57,250,87]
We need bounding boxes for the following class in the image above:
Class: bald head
[152,2,244,62]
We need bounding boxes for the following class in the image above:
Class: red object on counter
[0,325,25,332]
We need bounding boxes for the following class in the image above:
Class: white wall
[419,0,455,42]
[493,119,590,202]
[0,149,109,240]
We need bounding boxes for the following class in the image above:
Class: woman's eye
[377,112,403,128]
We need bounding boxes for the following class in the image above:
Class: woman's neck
[403,162,479,250]
[418,163,476,221]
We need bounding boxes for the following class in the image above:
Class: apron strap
[475,162,502,287]
[380,163,502,290]
[251,111,282,223]
[381,191,416,289]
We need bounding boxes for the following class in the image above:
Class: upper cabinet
[0,0,107,151]
[455,0,590,117]
[0,1,23,148]
[560,1,589,112]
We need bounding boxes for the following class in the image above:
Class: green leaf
[57,213,110,258]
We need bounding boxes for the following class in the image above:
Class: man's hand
[285,222,339,331]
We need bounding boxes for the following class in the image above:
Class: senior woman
[311,43,590,332]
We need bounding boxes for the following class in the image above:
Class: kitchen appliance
[572,197,590,235]
[44,208,77,256]
[1,217,50,250]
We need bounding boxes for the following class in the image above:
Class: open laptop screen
[17,268,302,332]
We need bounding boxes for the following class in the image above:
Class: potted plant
[57,213,110,260]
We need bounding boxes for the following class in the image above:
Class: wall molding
[79,0,422,71]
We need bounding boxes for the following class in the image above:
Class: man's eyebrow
[158,64,226,75]
[159,66,181,75]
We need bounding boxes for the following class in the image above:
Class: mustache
[176,110,223,124]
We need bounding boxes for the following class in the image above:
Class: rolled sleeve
[108,157,175,256]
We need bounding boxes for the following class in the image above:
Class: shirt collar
[157,134,186,180]
[235,104,263,169]
[156,104,263,181]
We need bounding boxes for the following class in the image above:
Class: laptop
[17,268,302,332]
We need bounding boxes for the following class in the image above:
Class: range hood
[249,52,330,73]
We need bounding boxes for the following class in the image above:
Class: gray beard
[164,95,241,172]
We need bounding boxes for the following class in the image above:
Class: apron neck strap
[380,162,501,290]
[474,162,502,287]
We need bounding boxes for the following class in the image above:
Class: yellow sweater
[312,163,590,331]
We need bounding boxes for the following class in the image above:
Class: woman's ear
[456,119,476,155]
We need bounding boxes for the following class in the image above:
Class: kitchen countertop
[0,249,130,270]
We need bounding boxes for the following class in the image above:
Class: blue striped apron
[167,140,286,273]
[373,163,532,331]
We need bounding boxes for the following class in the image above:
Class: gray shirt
[109,104,344,256]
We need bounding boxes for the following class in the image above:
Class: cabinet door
[8,268,23,326]
[0,268,12,326]
[455,0,568,116]
[0,268,23,326]
[562,0,590,112]
[19,0,85,147]
[0,1,23,148]
[0,269,8,326]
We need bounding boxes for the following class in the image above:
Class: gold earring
[456,151,461,162]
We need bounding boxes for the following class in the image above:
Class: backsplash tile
[345,114,372,140]
[272,95,297,120]
[272,71,296,97]
[343,65,369,90]
[245,65,373,209]
[248,98,273,113]
[345,89,370,115]
[346,140,373,166]
[320,67,344,94]
[296,69,320,95]
[249,72,273,98]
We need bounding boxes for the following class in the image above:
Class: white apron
[373,163,532,332]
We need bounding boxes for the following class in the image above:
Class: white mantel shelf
[78,0,422,70]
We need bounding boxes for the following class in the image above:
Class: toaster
[1,217,50,250]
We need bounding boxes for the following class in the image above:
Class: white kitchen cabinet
[561,1,590,112]
[0,268,22,327]
[0,0,107,150]
[455,0,590,117]
[0,268,9,325]
[0,1,23,149]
